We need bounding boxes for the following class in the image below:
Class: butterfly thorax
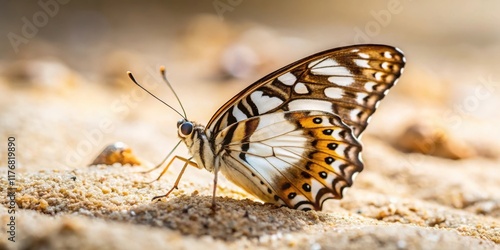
[177,120,216,172]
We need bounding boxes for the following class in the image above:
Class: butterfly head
[176,119,208,148]
[177,119,194,138]
[176,118,213,172]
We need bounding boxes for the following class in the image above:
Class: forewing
[214,111,362,211]
[206,44,405,138]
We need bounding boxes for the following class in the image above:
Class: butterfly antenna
[159,66,188,120]
[127,71,186,119]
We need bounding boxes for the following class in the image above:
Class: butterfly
[128,44,406,211]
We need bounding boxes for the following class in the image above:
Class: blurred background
[1,0,499,170]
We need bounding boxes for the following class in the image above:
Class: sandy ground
[1,61,499,249]
[1,2,500,249]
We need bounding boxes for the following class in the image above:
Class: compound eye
[179,122,193,137]
[177,119,184,128]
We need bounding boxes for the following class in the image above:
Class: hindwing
[214,111,362,211]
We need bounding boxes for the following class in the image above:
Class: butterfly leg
[150,156,197,201]
[146,155,198,184]
[211,164,220,211]
[139,140,182,174]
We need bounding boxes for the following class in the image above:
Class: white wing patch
[311,66,351,76]
[277,72,297,86]
[309,57,352,76]
[365,81,377,91]
[287,99,333,112]
[350,109,361,122]
[232,105,247,120]
[309,179,324,203]
[254,131,306,148]
[328,76,354,86]
[252,113,293,135]
[246,141,273,156]
[358,53,369,59]
[355,92,368,104]
[294,82,309,94]
[374,72,384,81]
[324,87,344,99]
[381,62,391,70]
[353,59,370,68]
[250,91,284,114]
[309,58,339,68]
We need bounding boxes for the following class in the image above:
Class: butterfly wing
[205,44,405,210]
[214,110,362,211]
[206,44,405,138]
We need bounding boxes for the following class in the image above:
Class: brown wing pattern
[206,44,405,138]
